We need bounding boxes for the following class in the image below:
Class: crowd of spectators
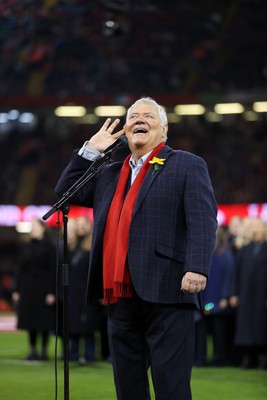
[194,217,267,370]
[0,0,266,97]
[0,0,267,204]
[171,114,267,204]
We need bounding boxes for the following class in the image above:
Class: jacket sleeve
[55,150,96,207]
[183,155,218,278]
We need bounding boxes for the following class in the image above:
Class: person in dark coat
[12,218,56,360]
[231,218,267,369]
[194,227,236,366]
[55,96,217,399]
[68,216,99,364]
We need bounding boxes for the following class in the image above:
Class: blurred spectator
[68,216,100,365]
[228,216,242,253]
[230,218,267,369]
[12,218,56,360]
[194,227,235,367]
[75,215,110,362]
[234,217,255,250]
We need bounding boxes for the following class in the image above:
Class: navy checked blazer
[55,144,218,307]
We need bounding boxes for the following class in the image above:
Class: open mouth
[133,128,148,134]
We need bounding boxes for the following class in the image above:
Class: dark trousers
[107,294,195,400]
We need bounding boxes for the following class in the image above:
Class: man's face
[124,102,167,155]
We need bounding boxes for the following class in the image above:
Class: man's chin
[131,136,148,146]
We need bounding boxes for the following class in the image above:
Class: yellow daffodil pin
[149,157,166,175]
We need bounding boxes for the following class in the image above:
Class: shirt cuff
[78,141,101,160]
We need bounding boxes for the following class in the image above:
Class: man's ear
[163,124,168,138]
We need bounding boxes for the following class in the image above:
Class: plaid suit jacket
[55,145,217,306]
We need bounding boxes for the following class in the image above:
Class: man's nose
[135,116,145,123]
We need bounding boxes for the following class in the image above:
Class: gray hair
[126,96,168,128]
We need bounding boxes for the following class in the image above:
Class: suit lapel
[133,145,173,216]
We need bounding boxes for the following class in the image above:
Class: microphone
[103,135,128,156]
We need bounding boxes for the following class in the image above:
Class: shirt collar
[129,150,153,170]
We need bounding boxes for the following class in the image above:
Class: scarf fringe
[104,282,133,305]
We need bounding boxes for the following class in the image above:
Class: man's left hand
[181,272,207,293]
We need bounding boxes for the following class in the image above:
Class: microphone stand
[61,204,70,400]
[42,149,120,400]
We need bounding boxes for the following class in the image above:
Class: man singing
[55,97,217,399]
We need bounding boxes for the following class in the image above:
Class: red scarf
[103,141,165,304]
